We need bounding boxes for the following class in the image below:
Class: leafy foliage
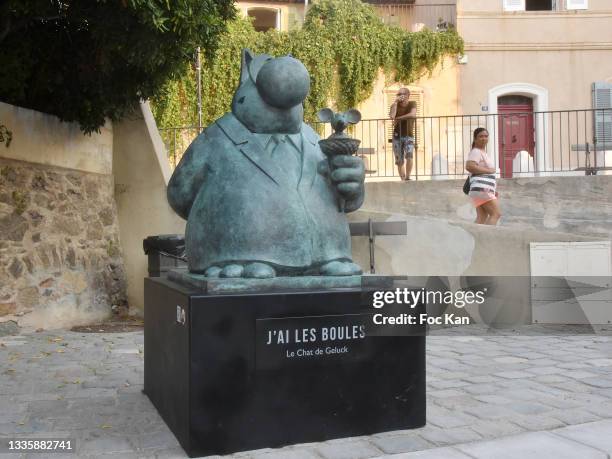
[0,125,12,147]
[0,0,235,133]
[151,0,463,128]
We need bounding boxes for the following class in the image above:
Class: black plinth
[144,277,426,457]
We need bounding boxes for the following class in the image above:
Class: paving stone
[418,427,482,446]
[371,434,433,454]
[518,381,571,398]
[463,404,515,421]
[13,393,63,403]
[381,447,472,458]
[473,395,514,405]
[110,348,140,354]
[553,420,612,454]
[429,371,470,381]
[461,383,500,395]
[532,374,571,384]
[432,396,481,410]
[493,356,528,364]
[534,396,583,410]
[507,415,567,431]
[493,371,534,379]
[427,389,466,398]
[0,401,27,414]
[251,448,322,459]
[563,370,600,379]
[78,435,136,455]
[526,366,565,376]
[315,440,382,459]
[455,431,607,459]
[469,420,524,438]
[585,402,612,419]
[459,375,498,384]
[550,409,602,425]
[557,362,592,370]
[428,380,470,390]
[427,409,478,429]
[522,352,548,359]
[580,377,612,388]
[550,380,595,393]
[586,358,612,367]
[507,402,554,416]
[0,418,55,435]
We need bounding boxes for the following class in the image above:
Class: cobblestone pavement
[1,327,611,458]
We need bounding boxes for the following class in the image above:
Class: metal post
[196,47,203,132]
[368,218,375,274]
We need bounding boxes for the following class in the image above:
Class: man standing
[389,88,417,180]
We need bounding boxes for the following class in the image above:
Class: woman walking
[465,128,502,225]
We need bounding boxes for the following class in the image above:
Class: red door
[498,102,535,178]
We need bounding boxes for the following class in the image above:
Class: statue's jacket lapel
[298,123,320,193]
[217,114,295,191]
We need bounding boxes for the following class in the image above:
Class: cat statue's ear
[240,49,255,84]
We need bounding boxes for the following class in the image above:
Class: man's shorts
[392,135,415,165]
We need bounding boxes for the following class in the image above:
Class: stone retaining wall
[0,158,127,328]
[363,175,612,240]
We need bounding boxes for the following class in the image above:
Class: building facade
[229,0,612,179]
[457,0,612,177]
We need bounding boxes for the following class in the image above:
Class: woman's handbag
[462,176,471,195]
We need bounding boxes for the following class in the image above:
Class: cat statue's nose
[256,56,310,109]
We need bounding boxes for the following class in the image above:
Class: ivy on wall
[150,0,464,129]
[0,124,12,147]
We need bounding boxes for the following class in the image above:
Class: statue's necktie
[269,134,302,186]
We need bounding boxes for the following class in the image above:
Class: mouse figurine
[167,49,365,279]
[317,108,361,138]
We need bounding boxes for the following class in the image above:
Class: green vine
[0,124,12,148]
[150,0,463,129]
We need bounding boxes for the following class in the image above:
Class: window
[593,82,612,145]
[503,0,586,11]
[247,8,280,32]
[526,0,553,10]
[566,0,588,10]
[385,87,424,150]
[503,0,526,11]
[504,0,554,11]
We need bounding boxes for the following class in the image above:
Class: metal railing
[316,108,612,180]
[159,108,612,180]
[373,3,457,31]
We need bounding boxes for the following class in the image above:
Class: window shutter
[385,88,424,149]
[503,0,525,11]
[566,0,588,10]
[593,82,612,145]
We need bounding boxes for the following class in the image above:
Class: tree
[0,0,235,133]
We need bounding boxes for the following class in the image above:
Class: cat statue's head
[231,49,310,134]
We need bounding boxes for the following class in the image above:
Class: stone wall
[363,175,612,240]
[0,158,126,328]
